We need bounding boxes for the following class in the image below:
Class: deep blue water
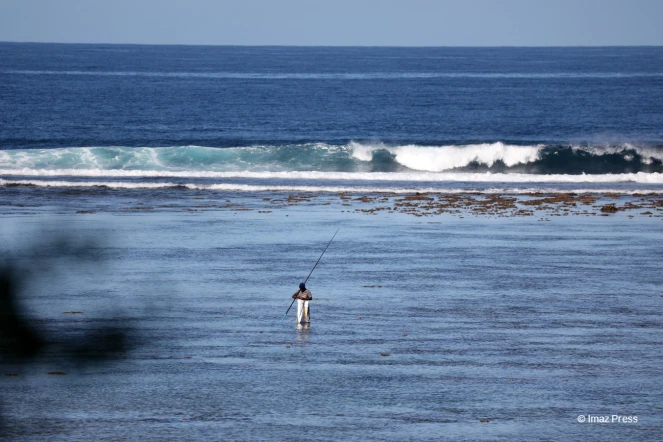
[2,44,663,147]
[2,44,663,195]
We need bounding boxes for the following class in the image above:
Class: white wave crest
[573,143,663,165]
[2,168,663,184]
[388,142,542,171]
[2,178,662,195]
[349,141,377,162]
[349,141,543,170]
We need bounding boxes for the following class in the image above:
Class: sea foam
[2,178,662,195]
[1,143,663,175]
[389,143,540,171]
[2,168,662,184]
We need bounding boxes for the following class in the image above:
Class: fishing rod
[280,228,339,323]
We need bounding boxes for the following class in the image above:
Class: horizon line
[2,40,662,49]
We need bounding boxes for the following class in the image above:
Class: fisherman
[292,282,312,324]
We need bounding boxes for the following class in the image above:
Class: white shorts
[297,299,310,324]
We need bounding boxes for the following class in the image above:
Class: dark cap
[299,282,306,290]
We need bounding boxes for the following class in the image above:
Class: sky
[0,0,662,46]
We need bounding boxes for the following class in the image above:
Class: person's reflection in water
[296,322,310,341]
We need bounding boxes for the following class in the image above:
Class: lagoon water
[1,44,663,440]
[2,203,662,441]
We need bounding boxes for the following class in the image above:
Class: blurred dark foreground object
[0,233,144,436]
[0,268,46,360]
[0,234,136,364]
[1,235,136,364]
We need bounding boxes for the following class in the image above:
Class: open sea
[1,44,663,441]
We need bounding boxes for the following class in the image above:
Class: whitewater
[2,143,663,194]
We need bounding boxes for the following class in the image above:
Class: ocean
[2,44,663,195]
[1,43,662,441]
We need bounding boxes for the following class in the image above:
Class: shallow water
[2,201,662,441]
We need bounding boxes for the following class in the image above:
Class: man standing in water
[292,282,312,324]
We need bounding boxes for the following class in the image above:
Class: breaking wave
[1,142,663,178]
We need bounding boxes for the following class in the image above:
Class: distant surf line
[2,179,663,195]
[5,70,663,80]
[1,169,662,184]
